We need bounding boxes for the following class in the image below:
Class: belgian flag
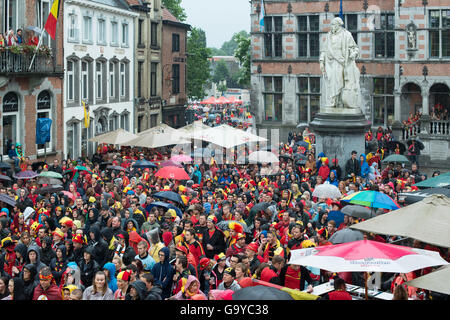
[44,0,62,40]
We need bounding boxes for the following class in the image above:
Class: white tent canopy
[87,128,138,145]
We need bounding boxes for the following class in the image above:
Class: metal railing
[0,50,55,75]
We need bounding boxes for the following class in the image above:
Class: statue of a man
[319,17,361,112]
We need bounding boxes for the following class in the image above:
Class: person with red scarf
[1,237,16,277]
[182,229,205,266]
[33,267,62,300]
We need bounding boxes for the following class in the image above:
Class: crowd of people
[0,28,39,48]
[0,111,448,301]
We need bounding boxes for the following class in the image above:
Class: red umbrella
[155,166,190,180]
[160,160,182,168]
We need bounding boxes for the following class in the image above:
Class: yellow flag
[82,100,90,128]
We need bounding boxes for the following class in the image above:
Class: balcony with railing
[0,46,59,76]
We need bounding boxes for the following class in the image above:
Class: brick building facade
[249,0,450,164]
[0,0,65,165]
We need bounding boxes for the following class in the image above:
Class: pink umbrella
[216,96,230,104]
[171,154,192,163]
[60,190,77,202]
[200,96,217,105]
[160,160,182,168]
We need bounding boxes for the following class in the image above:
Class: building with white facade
[63,0,138,159]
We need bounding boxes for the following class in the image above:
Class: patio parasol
[312,183,342,199]
[154,166,190,180]
[290,240,449,299]
[406,265,450,296]
[413,171,450,189]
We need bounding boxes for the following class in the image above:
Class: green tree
[234,33,251,88]
[162,0,187,22]
[220,30,250,56]
[209,47,227,56]
[212,60,230,84]
[187,28,211,100]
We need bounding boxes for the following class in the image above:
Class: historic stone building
[250,0,450,164]
[0,0,65,163]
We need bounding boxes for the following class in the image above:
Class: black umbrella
[407,139,424,150]
[398,188,450,205]
[36,177,62,185]
[0,194,16,206]
[0,174,11,182]
[31,161,46,172]
[279,154,293,161]
[99,161,113,170]
[153,191,183,205]
[38,185,64,195]
[106,165,129,172]
[133,160,157,168]
[341,205,372,220]
[386,141,406,154]
[232,285,294,300]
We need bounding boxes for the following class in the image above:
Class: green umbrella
[414,171,450,189]
[381,154,410,164]
[39,171,63,179]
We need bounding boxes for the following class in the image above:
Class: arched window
[2,92,20,156]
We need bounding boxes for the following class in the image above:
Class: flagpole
[28,26,46,71]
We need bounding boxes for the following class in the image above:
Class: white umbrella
[137,123,177,136]
[248,151,279,164]
[406,265,450,296]
[87,128,138,145]
[312,183,342,199]
[123,130,190,148]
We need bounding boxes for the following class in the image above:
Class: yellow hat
[167,209,177,218]
[89,197,96,203]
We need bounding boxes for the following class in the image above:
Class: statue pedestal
[309,112,371,170]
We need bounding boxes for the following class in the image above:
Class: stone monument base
[309,112,371,169]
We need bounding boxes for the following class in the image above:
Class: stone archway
[401,82,422,122]
[429,83,449,120]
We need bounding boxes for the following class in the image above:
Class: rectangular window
[264,16,283,57]
[372,78,395,127]
[81,61,88,100]
[120,63,125,97]
[109,62,115,98]
[122,23,129,46]
[68,14,78,41]
[111,21,118,45]
[336,13,358,44]
[151,62,157,96]
[297,76,321,123]
[263,76,283,121]
[96,62,103,99]
[429,10,450,58]
[138,19,144,46]
[67,60,74,101]
[297,15,320,58]
[172,64,180,94]
[98,19,106,44]
[151,22,158,47]
[137,61,143,98]
[83,16,92,43]
[172,34,180,52]
[374,13,395,58]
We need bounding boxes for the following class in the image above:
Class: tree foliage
[162,0,187,22]
[187,28,211,100]
[234,33,251,88]
[212,60,230,84]
[220,30,249,56]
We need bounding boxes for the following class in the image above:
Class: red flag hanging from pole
[44,0,62,40]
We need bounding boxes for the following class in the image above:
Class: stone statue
[319,17,361,113]
[407,23,417,49]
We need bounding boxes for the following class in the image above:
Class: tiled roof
[162,8,180,23]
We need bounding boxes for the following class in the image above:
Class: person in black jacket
[79,245,100,287]
[87,224,109,267]
[39,236,55,267]
[345,150,361,179]
[21,263,39,300]
[140,272,163,300]
[49,245,68,285]
[201,216,226,259]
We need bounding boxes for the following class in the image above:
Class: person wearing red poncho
[33,267,62,300]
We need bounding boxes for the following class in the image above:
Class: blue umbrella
[0,194,16,206]
[153,191,183,205]
[327,210,344,227]
[147,201,182,218]
[133,160,156,168]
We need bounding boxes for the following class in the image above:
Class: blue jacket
[360,154,370,178]
[103,262,118,293]
[326,170,339,187]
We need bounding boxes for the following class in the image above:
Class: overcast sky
[181,0,251,48]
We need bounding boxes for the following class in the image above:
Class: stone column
[420,83,430,134]
[392,90,403,140]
